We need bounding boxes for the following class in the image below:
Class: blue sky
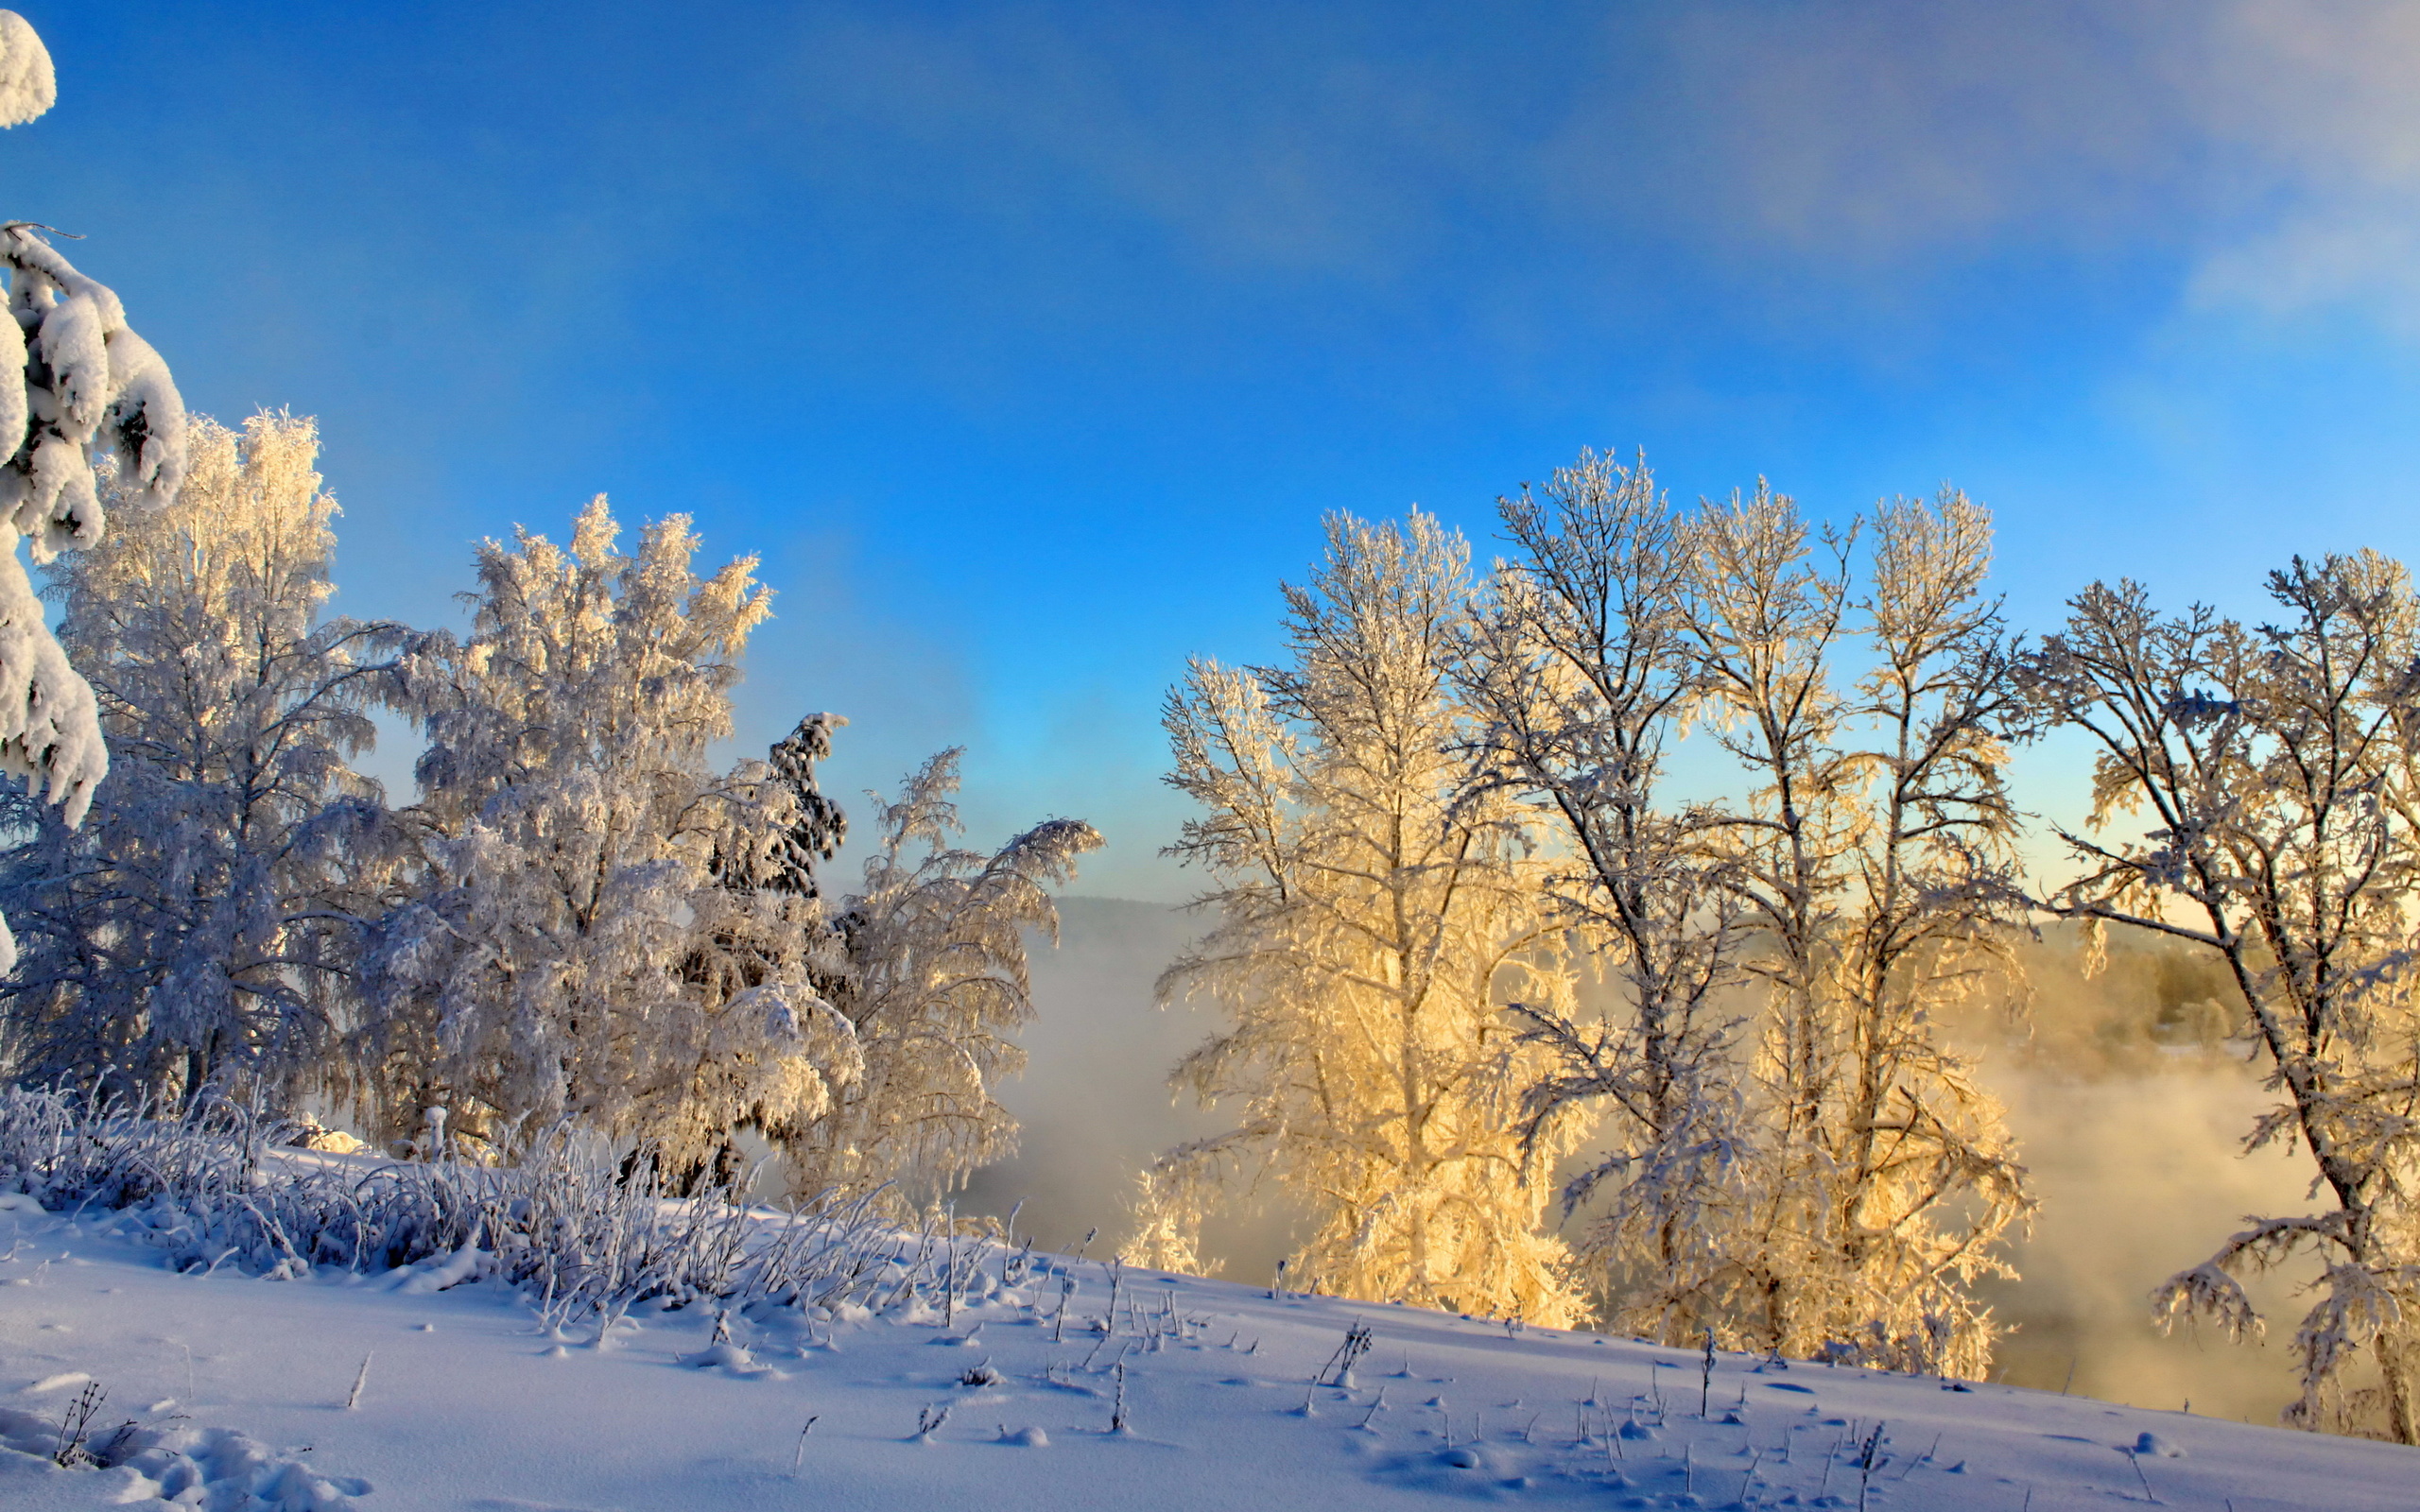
[13,1,2420,899]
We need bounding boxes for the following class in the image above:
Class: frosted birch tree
[1679,486,2031,1378]
[780,749,1099,1211]
[2024,554,2420,1441]
[0,11,189,980]
[0,415,403,1104]
[1153,511,1586,1324]
[354,498,859,1174]
[1458,450,1752,1343]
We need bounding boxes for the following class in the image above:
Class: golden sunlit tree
[1147,511,1586,1324]
[1,415,394,1105]
[1480,467,2032,1376]
[1458,451,1754,1345]
[1683,486,2032,1379]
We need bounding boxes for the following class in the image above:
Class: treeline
[2,403,2411,1441]
[1139,452,2420,1443]
[0,413,1098,1209]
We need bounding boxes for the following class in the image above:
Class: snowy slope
[0,1197,2408,1512]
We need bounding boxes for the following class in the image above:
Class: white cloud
[1582,0,2420,322]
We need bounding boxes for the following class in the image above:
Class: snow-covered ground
[1,1196,2408,1512]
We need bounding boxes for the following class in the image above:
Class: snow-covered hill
[1,1195,2407,1512]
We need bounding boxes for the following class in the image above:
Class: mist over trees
[1144,454,2420,1443]
[3,395,2414,1439]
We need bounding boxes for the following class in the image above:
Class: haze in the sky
[11,1,2420,897]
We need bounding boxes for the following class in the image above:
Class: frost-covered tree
[1152,511,1587,1324]
[780,749,1098,1211]
[1458,450,1751,1343]
[354,498,859,1173]
[1681,486,2031,1379]
[0,415,403,1104]
[0,11,188,977]
[354,497,1097,1201]
[2025,554,2420,1442]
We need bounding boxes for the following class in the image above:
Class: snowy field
[1,1194,2410,1512]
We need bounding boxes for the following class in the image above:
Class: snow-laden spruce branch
[0,12,189,978]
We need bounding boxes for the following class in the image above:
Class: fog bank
[969,900,2325,1424]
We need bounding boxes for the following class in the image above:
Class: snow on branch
[0,12,52,129]
[0,219,187,868]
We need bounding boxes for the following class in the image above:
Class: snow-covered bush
[0,1085,911,1324]
[0,414,405,1105]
